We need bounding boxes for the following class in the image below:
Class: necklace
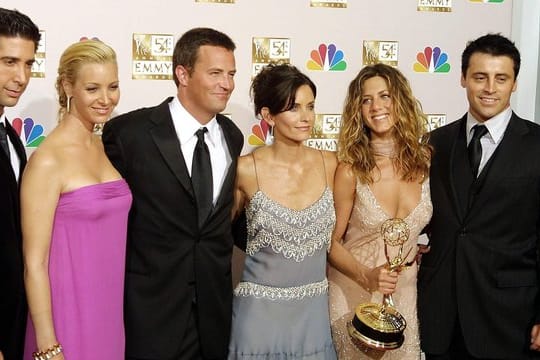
[370,140,397,159]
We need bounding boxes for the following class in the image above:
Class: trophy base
[348,302,406,350]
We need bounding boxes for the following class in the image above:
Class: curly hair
[338,63,431,184]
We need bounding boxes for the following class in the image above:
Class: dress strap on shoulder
[251,152,261,191]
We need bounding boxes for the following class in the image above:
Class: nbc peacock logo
[413,46,451,73]
[12,117,46,147]
[248,119,271,147]
[469,0,504,3]
[307,44,347,71]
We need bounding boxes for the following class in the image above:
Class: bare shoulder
[25,143,60,176]
[321,150,338,170]
[22,128,69,185]
[236,150,260,196]
[21,146,63,196]
[237,151,256,177]
[335,161,355,181]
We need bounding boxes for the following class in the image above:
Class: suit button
[459,228,467,236]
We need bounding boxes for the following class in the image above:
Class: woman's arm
[231,156,251,251]
[21,150,65,355]
[328,163,398,294]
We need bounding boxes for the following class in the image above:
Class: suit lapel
[0,119,27,184]
[213,114,239,209]
[5,119,27,177]
[448,116,472,222]
[149,98,194,198]
[466,113,528,219]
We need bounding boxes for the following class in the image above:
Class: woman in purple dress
[22,40,131,360]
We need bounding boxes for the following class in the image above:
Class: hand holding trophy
[347,218,412,350]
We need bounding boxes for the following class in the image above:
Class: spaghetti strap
[319,150,328,187]
[251,152,261,191]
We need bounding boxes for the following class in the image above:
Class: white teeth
[480,98,497,103]
[372,115,387,121]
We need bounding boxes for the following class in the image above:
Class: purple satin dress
[24,179,132,359]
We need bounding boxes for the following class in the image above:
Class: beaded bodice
[235,186,335,299]
[245,187,335,262]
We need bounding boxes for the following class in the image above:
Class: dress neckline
[249,186,331,213]
[364,181,426,222]
[61,178,126,196]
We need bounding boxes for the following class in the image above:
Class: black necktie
[0,122,10,159]
[468,124,488,178]
[192,127,213,227]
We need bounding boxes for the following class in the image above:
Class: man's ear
[175,65,190,87]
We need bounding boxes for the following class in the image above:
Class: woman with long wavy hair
[328,63,432,359]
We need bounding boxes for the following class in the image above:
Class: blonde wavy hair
[55,40,117,120]
[338,63,431,184]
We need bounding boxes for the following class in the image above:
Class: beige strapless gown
[328,180,432,360]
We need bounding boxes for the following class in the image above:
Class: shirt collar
[0,113,6,127]
[466,106,512,144]
[170,96,218,146]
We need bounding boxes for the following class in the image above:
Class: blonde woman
[328,63,432,359]
[22,40,131,360]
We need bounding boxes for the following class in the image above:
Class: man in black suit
[103,28,243,360]
[418,34,540,359]
[0,8,40,360]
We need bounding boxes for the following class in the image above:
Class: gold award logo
[417,0,452,12]
[363,40,399,66]
[132,33,174,80]
[426,114,446,131]
[31,31,46,78]
[310,0,347,8]
[252,37,291,77]
[305,114,341,151]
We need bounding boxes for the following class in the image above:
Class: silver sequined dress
[328,180,432,360]
[228,186,337,359]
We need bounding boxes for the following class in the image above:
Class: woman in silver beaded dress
[228,63,337,359]
[327,64,432,359]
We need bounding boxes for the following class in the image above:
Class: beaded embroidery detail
[234,279,328,301]
[245,187,335,262]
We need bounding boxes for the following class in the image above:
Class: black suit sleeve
[232,209,247,251]
[102,122,127,177]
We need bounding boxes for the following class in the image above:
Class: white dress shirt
[169,97,231,204]
[466,106,512,176]
[1,113,21,182]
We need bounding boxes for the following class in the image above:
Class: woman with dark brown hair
[228,63,337,359]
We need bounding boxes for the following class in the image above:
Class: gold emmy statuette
[347,218,411,350]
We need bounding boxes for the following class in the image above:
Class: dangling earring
[265,126,274,145]
[66,96,72,113]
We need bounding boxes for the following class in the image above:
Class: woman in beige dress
[328,63,432,359]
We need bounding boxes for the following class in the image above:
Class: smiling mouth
[479,97,498,104]
[372,114,389,121]
[5,89,22,97]
[93,108,111,114]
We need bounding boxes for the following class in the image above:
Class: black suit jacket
[103,98,244,359]
[0,120,27,360]
[418,113,540,359]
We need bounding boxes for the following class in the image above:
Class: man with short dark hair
[0,7,40,360]
[103,27,243,359]
[419,33,540,359]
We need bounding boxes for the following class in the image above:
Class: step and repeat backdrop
[3,0,512,155]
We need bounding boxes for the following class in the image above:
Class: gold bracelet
[32,343,62,360]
